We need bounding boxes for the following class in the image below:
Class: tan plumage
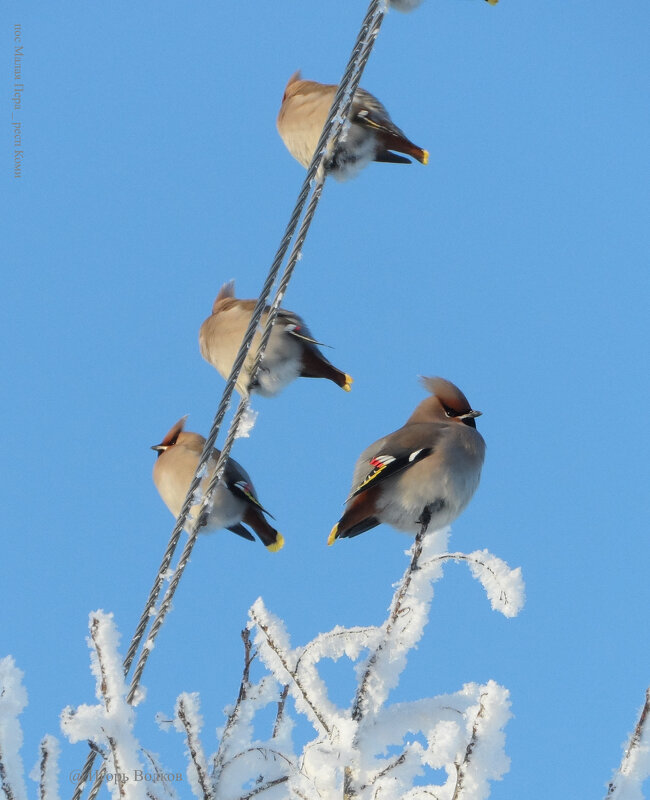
[199,281,352,398]
[152,417,283,551]
[328,377,485,544]
[277,72,428,181]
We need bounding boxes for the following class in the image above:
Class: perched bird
[391,0,497,10]
[199,281,352,398]
[152,416,283,551]
[277,71,428,180]
[328,377,485,544]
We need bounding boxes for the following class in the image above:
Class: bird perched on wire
[152,416,283,552]
[328,377,485,545]
[199,281,352,398]
[277,71,428,181]
[390,0,497,10]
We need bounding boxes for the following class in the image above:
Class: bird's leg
[416,505,433,535]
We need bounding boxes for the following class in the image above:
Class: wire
[73,2,388,798]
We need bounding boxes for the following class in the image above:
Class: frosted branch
[0,656,28,800]
[249,601,333,736]
[32,736,61,800]
[175,694,212,800]
[606,688,650,799]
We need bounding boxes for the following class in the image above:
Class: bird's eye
[442,404,458,418]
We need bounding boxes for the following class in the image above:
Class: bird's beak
[151,444,168,452]
[460,409,482,420]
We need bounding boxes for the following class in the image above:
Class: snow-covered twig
[213,629,256,777]
[352,515,431,725]
[175,694,212,800]
[249,605,332,736]
[33,735,61,800]
[606,688,650,799]
[0,656,28,800]
[61,612,148,800]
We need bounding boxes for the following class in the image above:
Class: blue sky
[3,0,650,797]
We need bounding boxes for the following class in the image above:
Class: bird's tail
[243,508,284,552]
[377,132,428,165]
[300,347,353,392]
[327,494,380,545]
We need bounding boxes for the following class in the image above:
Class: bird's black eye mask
[442,403,476,429]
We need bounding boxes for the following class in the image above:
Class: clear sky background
[3,0,650,797]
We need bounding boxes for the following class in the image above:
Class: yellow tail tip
[266,532,284,553]
[486,0,498,5]
[422,150,429,166]
[327,524,339,546]
[343,374,353,392]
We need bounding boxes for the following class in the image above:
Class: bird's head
[408,376,481,428]
[151,416,197,457]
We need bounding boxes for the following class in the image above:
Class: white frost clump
[234,406,258,439]
[60,611,149,800]
[465,549,525,618]
[0,656,29,800]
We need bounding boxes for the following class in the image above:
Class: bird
[152,416,283,551]
[277,71,428,180]
[390,0,497,10]
[199,281,352,398]
[328,377,485,545]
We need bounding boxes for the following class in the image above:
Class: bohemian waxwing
[199,281,352,398]
[152,417,283,552]
[328,377,485,544]
[391,0,497,10]
[277,72,428,180]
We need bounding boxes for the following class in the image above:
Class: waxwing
[152,417,283,551]
[329,377,485,544]
[199,281,352,398]
[277,72,428,181]
[390,0,497,10]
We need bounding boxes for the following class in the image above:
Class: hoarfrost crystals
[0,656,29,800]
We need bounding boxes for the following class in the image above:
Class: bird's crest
[212,280,236,312]
[153,415,188,452]
[282,70,303,101]
[420,376,472,415]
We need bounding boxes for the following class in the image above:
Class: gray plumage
[152,417,283,551]
[329,377,485,543]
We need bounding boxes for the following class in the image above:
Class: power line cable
[72,2,387,797]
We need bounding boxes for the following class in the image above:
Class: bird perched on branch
[390,0,497,10]
[199,281,352,398]
[328,377,485,544]
[277,71,428,180]
[152,416,283,551]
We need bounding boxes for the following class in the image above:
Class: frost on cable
[607,688,650,800]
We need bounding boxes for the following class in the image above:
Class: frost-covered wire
[72,2,388,799]
[606,688,650,799]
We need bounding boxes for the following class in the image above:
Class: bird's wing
[224,459,275,518]
[347,446,433,501]
[275,309,330,348]
[351,90,406,138]
[347,424,446,501]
